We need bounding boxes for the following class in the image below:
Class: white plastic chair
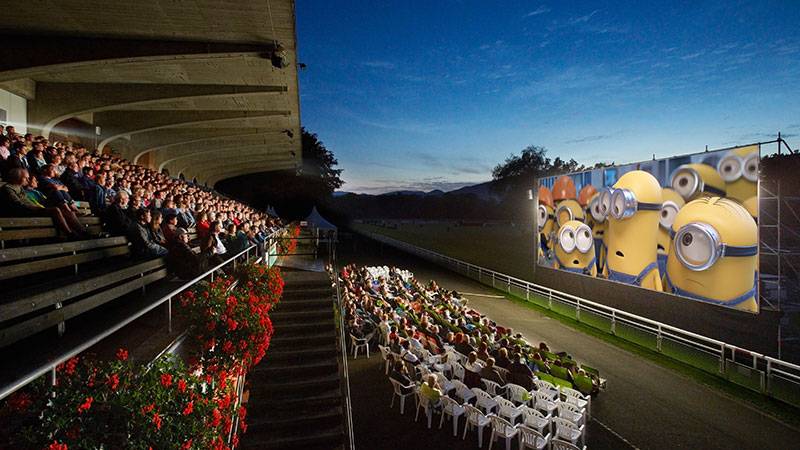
[389,378,416,415]
[534,391,557,416]
[561,386,591,418]
[488,414,519,450]
[533,379,559,401]
[483,379,504,396]
[493,395,524,424]
[520,405,551,434]
[415,391,440,428]
[557,402,586,428]
[378,345,391,374]
[452,363,466,381]
[517,424,550,450]
[435,372,456,395]
[471,387,498,415]
[350,333,371,359]
[439,396,466,436]
[463,403,492,448]
[550,439,587,450]
[553,417,585,447]
[504,383,532,406]
[452,379,476,405]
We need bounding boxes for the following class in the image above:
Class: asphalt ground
[339,236,800,450]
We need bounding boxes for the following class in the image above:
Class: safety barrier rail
[358,230,800,408]
[0,241,261,402]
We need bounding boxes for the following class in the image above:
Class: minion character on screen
[664,197,758,312]
[601,170,664,290]
[537,186,556,262]
[554,220,597,277]
[581,185,607,273]
[552,176,584,228]
[670,163,727,202]
[656,188,685,278]
[716,145,759,204]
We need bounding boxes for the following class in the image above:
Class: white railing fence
[358,230,800,408]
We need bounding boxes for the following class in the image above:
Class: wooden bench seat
[0,216,102,245]
[0,236,170,347]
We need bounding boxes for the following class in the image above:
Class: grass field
[351,222,537,281]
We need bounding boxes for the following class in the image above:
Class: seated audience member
[389,361,414,394]
[0,168,87,239]
[128,208,168,258]
[476,342,490,362]
[495,347,512,369]
[167,228,205,279]
[24,175,48,208]
[162,213,179,243]
[196,212,211,240]
[223,223,245,254]
[89,170,108,215]
[465,351,484,372]
[37,164,80,212]
[419,374,443,407]
[105,191,133,236]
[508,353,534,389]
[400,341,419,365]
[480,357,506,385]
[149,209,168,247]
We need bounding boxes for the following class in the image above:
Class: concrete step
[282,287,333,300]
[240,423,343,450]
[247,405,343,430]
[270,309,332,322]
[273,320,335,336]
[274,298,332,311]
[247,387,343,413]
[250,373,341,400]
[252,357,338,380]
[264,345,338,364]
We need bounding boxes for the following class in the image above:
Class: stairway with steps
[240,269,346,450]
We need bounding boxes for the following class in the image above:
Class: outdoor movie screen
[536,145,760,313]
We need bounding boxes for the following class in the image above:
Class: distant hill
[334,182,500,201]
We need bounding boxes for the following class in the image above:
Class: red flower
[206,321,216,331]
[226,318,238,331]
[211,408,222,427]
[160,373,173,388]
[116,348,129,361]
[77,396,93,414]
[183,401,194,415]
[152,412,162,430]
[177,378,187,393]
[239,405,247,420]
[48,441,68,450]
[222,340,234,354]
[181,440,193,450]
[107,373,120,391]
[142,402,155,415]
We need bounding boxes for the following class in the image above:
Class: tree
[491,145,584,192]
[301,129,344,195]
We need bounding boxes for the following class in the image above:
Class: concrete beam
[158,141,294,172]
[0,33,276,83]
[95,110,292,151]
[29,82,288,138]
[136,130,292,165]
[0,78,36,100]
[183,155,298,179]
[198,162,298,186]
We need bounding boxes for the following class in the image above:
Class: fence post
[611,310,616,335]
[492,272,495,288]
[576,299,581,322]
[548,291,553,310]
[526,285,530,301]
[765,360,772,395]
[507,279,511,293]
[719,345,727,375]
[656,324,662,352]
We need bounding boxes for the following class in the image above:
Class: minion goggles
[670,222,758,271]
[537,205,555,231]
[596,187,661,220]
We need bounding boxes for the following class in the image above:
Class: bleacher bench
[0,236,167,347]
[0,216,102,247]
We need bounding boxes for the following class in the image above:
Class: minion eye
[671,168,699,200]
[559,227,577,252]
[575,225,593,253]
[717,155,742,182]
[743,153,759,182]
[659,202,679,229]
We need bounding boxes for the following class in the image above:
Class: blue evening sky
[296,1,800,194]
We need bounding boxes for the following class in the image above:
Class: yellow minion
[554,220,597,277]
[742,196,758,223]
[664,197,758,312]
[670,163,726,201]
[716,145,759,203]
[657,188,685,278]
[555,198,586,228]
[602,170,663,290]
[537,186,556,262]
[583,188,608,273]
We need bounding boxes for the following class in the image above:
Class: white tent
[304,206,337,231]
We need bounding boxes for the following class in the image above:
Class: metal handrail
[0,243,258,401]
[331,234,356,450]
[357,229,800,403]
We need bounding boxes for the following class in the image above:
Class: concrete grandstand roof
[0,0,302,185]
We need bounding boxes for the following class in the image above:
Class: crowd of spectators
[339,264,601,394]
[0,127,282,278]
